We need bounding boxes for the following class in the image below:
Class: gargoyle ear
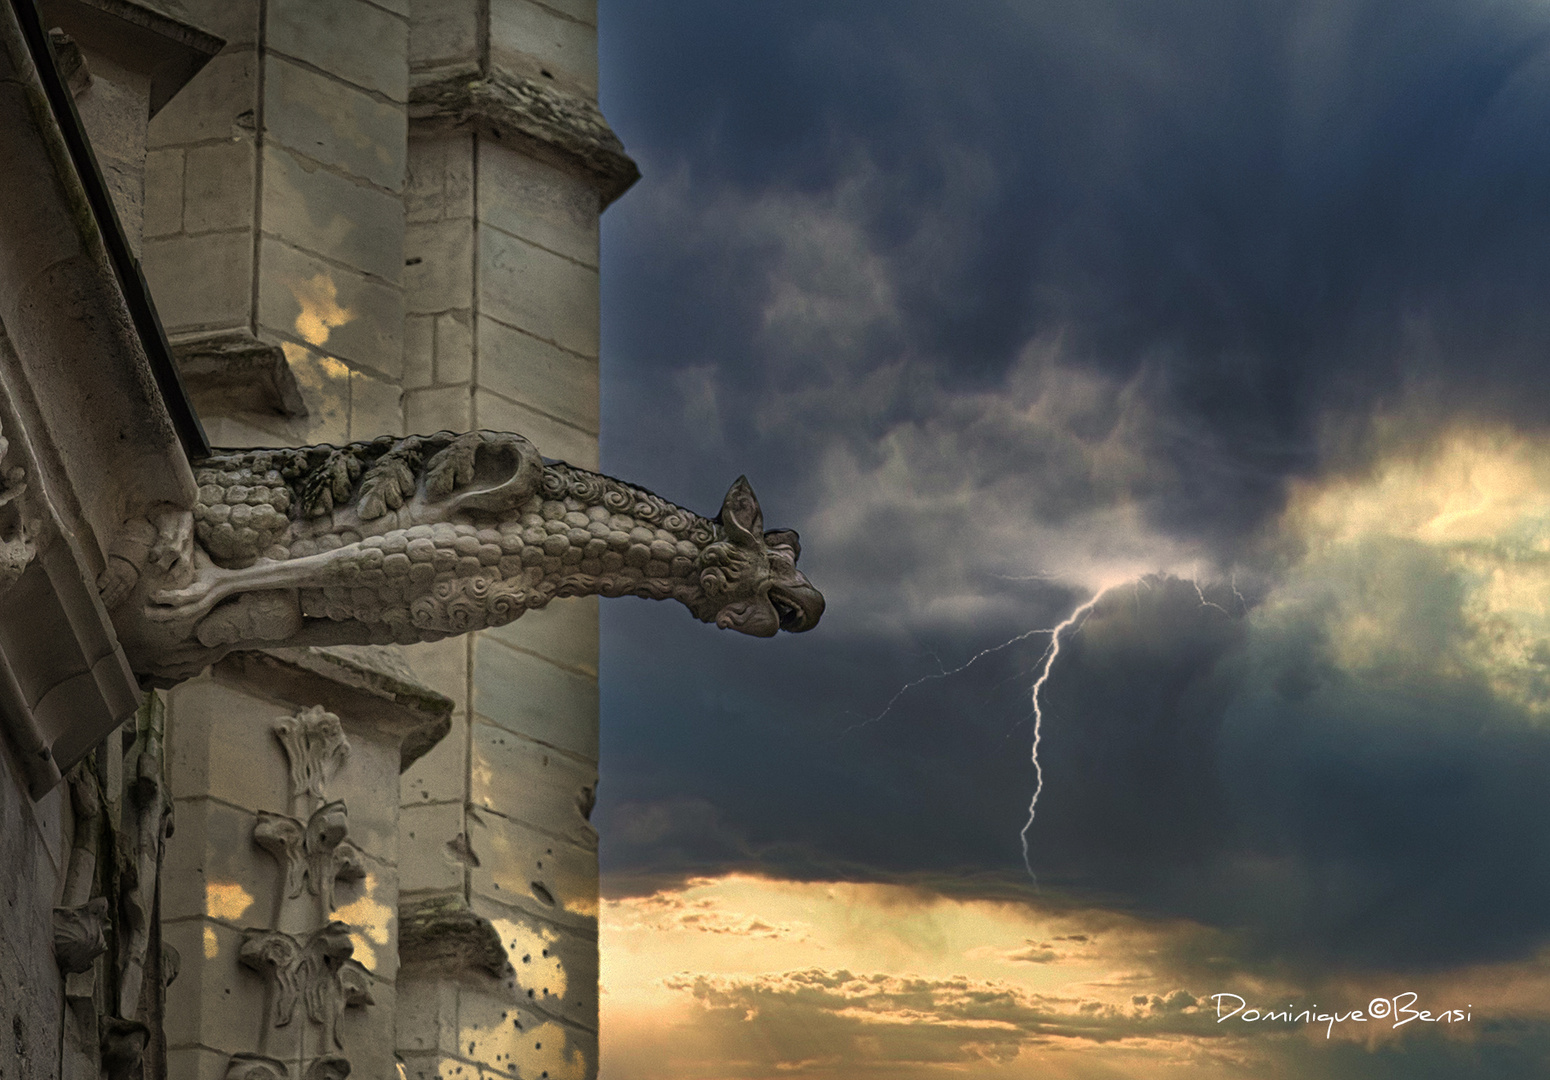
[718,476,764,544]
[763,529,800,561]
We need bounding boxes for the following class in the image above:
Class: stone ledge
[398,894,513,980]
[216,645,453,771]
[170,330,309,419]
[409,70,638,208]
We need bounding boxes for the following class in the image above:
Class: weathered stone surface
[263,143,405,281]
[488,0,598,98]
[398,895,511,976]
[173,330,310,418]
[161,918,270,1052]
[478,141,598,267]
[144,147,185,237]
[484,596,597,678]
[148,49,259,149]
[144,229,255,333]
[265,56,407,191]
[469,814,597,934]
[403,385,472,433]
[258,239,404,378]
[479,225,599,357]
[472,895,598,1031]
[407,0,477,71]
[473,638,598,760]
[469,721,596,848]
[185,139,257,235]
[350,367,405,439]
[405,132,473,223]
[470,389,597,468]
[460,981,597,1077]
[398,801,468,894]
[399,709,467,805]
[476,315,598,434]
[410,70,637,207]
[268,0,409,102]
[404,217,474,315]
[433,310,473,385]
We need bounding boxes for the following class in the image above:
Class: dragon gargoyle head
[690,476,825,637]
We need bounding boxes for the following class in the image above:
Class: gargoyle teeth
[769,588,804,631]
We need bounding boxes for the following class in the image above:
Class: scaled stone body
[106,430,823,677]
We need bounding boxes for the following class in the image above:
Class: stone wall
[132,2,624,1079]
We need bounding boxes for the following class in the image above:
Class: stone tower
[97,1,629,1078]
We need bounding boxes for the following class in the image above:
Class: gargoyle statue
[104,430,824,677]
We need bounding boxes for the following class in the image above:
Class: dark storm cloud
[594,0,1550,988]
[602,0,1550,551]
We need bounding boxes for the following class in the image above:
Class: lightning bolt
[1019,585,1113,880]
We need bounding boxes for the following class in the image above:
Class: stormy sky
[590,1,1550,1076]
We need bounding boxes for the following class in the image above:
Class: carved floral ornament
[231,707,373,1080]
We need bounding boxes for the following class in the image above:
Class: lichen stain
[288,272,354,346]
[334,873,394,972]
[205,881,255,921]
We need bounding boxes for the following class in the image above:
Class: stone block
[165,1046,227,1080]
[405,218,474,314]
[408,0,478,71]
[143,229,253,333]
[404,312,435,388]
[184,139,257,234]
[489,0,598,97]
[471,390,597,469]
[325,726,403,862]
[264,56,408,191]
[460,982,596,1076]
[269,0,409,102]
[337,978,399,1079]
[471,892,597,1028]
[475,316,597,434]
[351,368,405,439]
[332,862,400,979]
[259,240,403,378]
[262,144,405,280]
[406,132,473,223]
[483,597,596,678]
[472,639,597,760]
[200,414,290,449]
[399,800,469,894]
[396,977,459,1056]
[281,342,352,445]
[400,711,468,806]
[400,635,469,707]
[161,796,280,928]
[148,49,259,149]
[477,226,598,358]
[468,812,597,930]
[434,310,473,384]
[166,676,295,815]
[470,722,595,848]
[161,918,268,1053]
[405,385,472,434]
[476,144,597,267]
[144,149,184,237]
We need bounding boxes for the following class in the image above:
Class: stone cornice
[410,70,640,208]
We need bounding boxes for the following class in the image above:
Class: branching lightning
[1018,586,1112,880]
[858,571,1243,884]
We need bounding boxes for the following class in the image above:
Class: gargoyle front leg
[145,545,370,624]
